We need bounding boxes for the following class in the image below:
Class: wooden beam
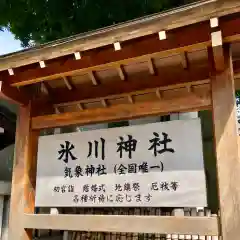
[210,44,240,240]
[49,65,210,105]
[0,196,4,238]
[128,95,134,104]
[24,214,219,236]
[6,21,212,87]
[221,13,240,42]
[88,71,98,85]
[31,90,210,129]
[180,52,189,69]
[41,82,50,95]
[147,58,156,75]
[3,15,240,88]
[62,76,73,90]
[0,81,30,105]
[0,0,239,72]
[8,104,39,240]
[77,103,84,110]
[101,99,108,107]
[117,65,126,80]
[31,97,55,117]
[156,89,162,99]
[211,30,225,72]
[55,106,60,114]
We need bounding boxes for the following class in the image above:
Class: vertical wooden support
[210,44,240,240]
[0,195,4,238]
[8,103,39,240]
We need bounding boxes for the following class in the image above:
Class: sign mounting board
[35,118,207,207]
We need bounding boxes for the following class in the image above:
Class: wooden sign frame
[0,1,239,239]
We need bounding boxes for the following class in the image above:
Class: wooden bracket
[74,52,81,60]
[210,18,225,72]
[0,81,30,105]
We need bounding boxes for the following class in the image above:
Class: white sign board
[36,119,207,207]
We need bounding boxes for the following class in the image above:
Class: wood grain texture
[210,44,240,240]
[0,81,30,105]
[31,90,211,129]
[0,0,239,72]
[7,21,211,87]
[8,104,39,240]
[23,214,219,236]
[4,14,240,89]
[49,65,210,105]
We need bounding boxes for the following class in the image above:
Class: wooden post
[8,103,39,240]
[0,195,4,238]
[210,44,240,240]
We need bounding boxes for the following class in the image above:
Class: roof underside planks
[0,0,239,117]
[0,0,239,70]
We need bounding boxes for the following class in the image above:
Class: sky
[0,30,22,55]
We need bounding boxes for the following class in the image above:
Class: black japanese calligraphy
[170,181,179,191]
[65,165,109,178]
[148,132,174,156]
[75,165,83,177]
[135,194,141,202]
[151,182,158,191]
[53,184,74,193]
[116,194,124,202]
[81,195,88,203]
[73,195,79,203]
[150,181,179,192]
[125,194,132,202]
[133,183,140,191]
[128,163,137,173]
[89,195,97,203]
[107,195,113,202]
[115,182,140,192]
[61,185,66,193]
[150,162,164,172]
[115,184,122,192]
[124,183,131,191]
[54,127,183,208]
[64,167,73,178]
[58,141,77,163]
[139,162,149,173]
[98,184,106,192]
[114,162,164,175]
[87,138,106,160]
[96,164,107,176]
[117,135,137,159]
[98,194,105,203]
[91,184,98,192]
[160,181,170,191]
[144,193,152,202]
[82,184,106,193]
[68,185,74,192]
[53,186,60,192]
[83,184,90,192]
[85,165,95,177]
[114,164,127,175]
[72,192,155,205]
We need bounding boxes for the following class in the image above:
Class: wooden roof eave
[0,0,239,73]
[3,12,240,88]
[0,0,239,109]
[0,81,31,105]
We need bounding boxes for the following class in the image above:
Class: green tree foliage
[0,0,185,47]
